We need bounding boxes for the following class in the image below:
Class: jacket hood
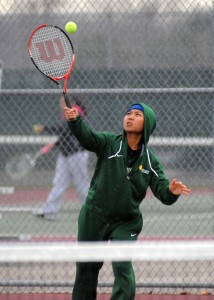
[125,102,156,146]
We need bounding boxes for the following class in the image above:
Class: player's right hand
[64,107,79,121]
[33,124,44,134]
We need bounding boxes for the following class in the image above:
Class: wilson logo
[35,38,65,62]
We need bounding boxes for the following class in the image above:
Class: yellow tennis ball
[65,22,77,34]
[33,124,43,134]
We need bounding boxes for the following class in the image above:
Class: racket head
[28,24,75,83]
[5,153,39,180]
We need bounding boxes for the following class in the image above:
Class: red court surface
[0,294,213,300]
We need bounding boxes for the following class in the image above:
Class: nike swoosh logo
[131,233,137,237]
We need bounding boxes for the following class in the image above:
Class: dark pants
[72,206,143,300]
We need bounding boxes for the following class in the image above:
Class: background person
[33,95,90,221]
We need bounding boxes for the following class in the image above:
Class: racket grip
[63,92,72,108]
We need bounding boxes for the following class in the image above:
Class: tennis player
[33,96,90,221]
[64,102,191,300]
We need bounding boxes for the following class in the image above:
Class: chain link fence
[0,0,214,295]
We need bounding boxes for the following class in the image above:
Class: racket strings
[6,153,39,180]
[31,26,74,78]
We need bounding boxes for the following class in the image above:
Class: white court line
[0,207,34,212]
[0,186,15,194]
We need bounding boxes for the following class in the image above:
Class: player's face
[123,109,144,133]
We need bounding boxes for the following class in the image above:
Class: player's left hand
[169,178,191,196]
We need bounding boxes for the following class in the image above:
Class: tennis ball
[33,124,43,134]
[65,21,77,34]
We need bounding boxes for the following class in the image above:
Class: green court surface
[0,188,213,241]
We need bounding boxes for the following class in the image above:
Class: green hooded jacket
[67,102,179,222]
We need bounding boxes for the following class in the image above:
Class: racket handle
[63,92,72,108]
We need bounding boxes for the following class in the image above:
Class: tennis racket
[28,24,75,108]
[6,151,41,180]
[5,144,53,180]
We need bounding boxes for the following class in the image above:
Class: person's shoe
[33,209,56,221]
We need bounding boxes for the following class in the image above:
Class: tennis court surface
[0,185,213,298]
[0,294,214,300]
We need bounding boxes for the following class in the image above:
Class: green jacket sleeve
[149,152,179,205]
[67,116,107,154]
